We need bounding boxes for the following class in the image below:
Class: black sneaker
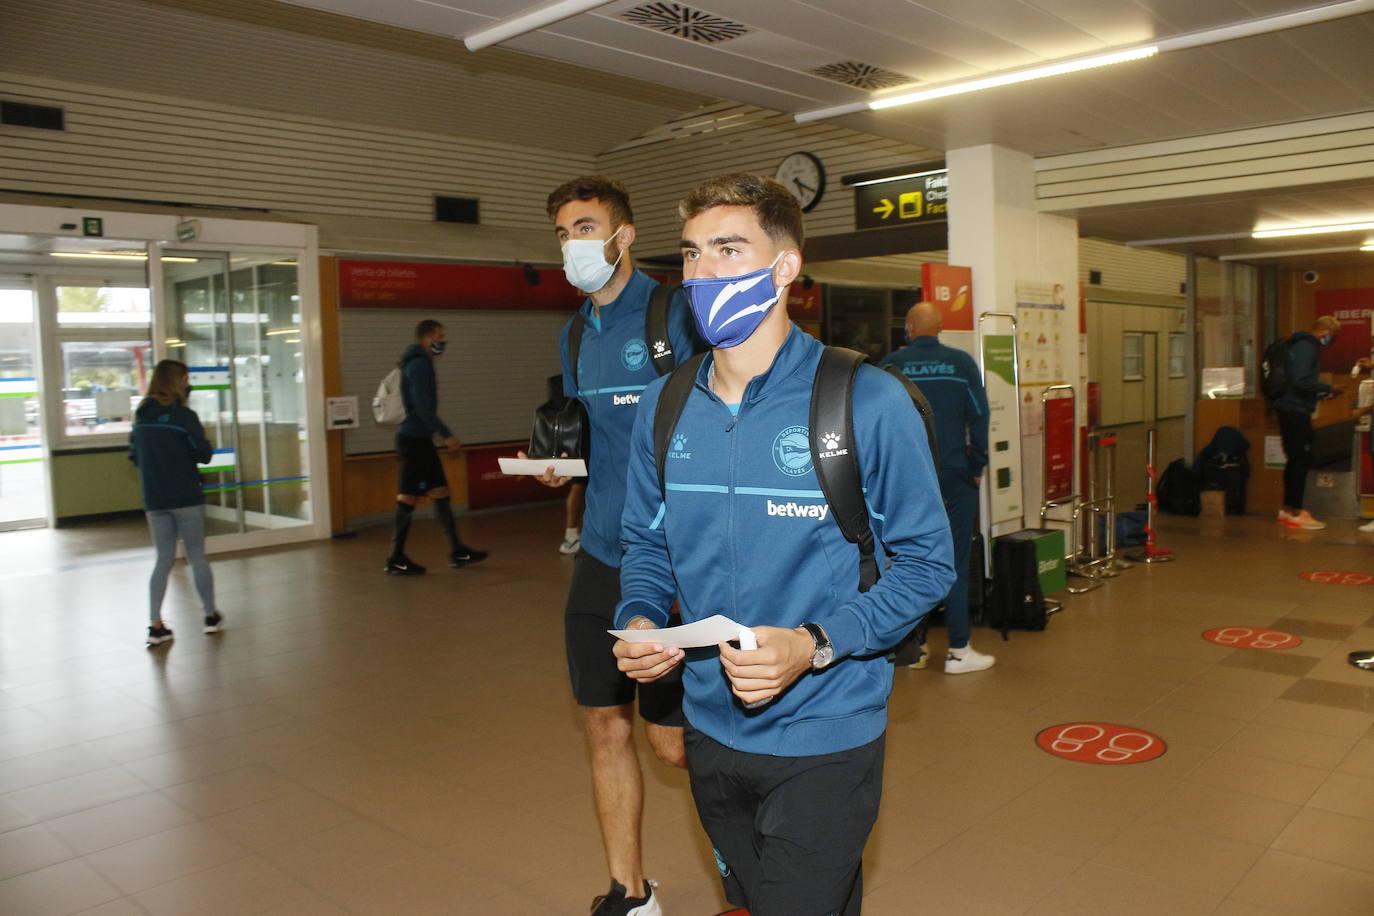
[146,625,174,647]
[203,612,224,634]
[385,555,427,576]
[590,879,660,916]
[448,545,488,568]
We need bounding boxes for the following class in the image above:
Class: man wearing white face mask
[533,176,703,916]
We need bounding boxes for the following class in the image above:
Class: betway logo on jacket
[766,499,830,521]
[613,392,641,406]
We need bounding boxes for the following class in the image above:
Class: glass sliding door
[162,251,311,537]
[0,279,46,528]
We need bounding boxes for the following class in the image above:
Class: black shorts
[685,728,885,916]
[565,552,684,726]
[396,433,447,496]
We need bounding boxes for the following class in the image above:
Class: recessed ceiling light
[1252,220,1374,239]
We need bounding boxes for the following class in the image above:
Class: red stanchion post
[1125,427,1174,564]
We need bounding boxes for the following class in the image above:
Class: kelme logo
[622,338,648,371]
[818,429,848,460]
[669,433,691,460]
[772,425,812,477]
[652,340,671,359]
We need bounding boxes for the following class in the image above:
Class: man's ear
[773,248,802,289]
[616,222,636,251]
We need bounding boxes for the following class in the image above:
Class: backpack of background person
[530,284,681,458]
[988,535,1047,637]
[1260,336,1293,401]
[371,367,405,427]
[1155,458,1201,516]
[1197,425,1250,515]
[652,346,938,594]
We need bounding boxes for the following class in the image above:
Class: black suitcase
[967,532,988,626]
[989,535,1047,639]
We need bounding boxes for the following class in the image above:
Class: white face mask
[562,226,623,293]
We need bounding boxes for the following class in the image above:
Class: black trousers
[1276,409,1314,510]
[684,727,885,916]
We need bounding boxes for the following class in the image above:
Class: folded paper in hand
[609,614,747,648]
[498,457,587,477]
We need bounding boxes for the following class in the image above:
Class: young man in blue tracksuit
[613,174,954,916]
[525,176,702,916]
[880,301,994,674]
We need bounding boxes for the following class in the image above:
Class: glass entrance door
[0,279,47,528]
[162,251,311,536]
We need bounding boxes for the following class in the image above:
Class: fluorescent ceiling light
[1363,244,1374,251]
[265,327,300,336]
[1252,220,1374,239]
[463,0,615,52]
[50,252,198,263]
[851,168,947,188]
[871,47,1157,111]
[796,0,1374,123]
[1219,245,1367,260]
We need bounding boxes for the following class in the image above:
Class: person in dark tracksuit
[384,319,487,575]
[614,174,954,916]
[129,359,221,646]
[880,301,994,674]
[1275,315,1341,531]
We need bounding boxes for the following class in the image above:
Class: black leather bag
[529,394,587,459]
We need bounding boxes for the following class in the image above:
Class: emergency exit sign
[854,171,948,231]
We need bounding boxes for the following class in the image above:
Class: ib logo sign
[772,426,812,477]
[622,338,648,372]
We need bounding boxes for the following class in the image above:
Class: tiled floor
[2,504,1374,914]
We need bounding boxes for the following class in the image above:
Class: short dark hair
[415,319,443,340]
[678,173,804,248]
[546,175,634,227]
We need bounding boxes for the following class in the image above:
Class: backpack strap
[811,347,879,592]
[646,284,679,376]
[653,352,707,500]
[567,312,586,392]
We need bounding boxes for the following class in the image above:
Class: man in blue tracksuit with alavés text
[613,174,954,916]
[880,300,994,674]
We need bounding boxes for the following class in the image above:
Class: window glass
[56,286,151,325]
[1123,332,1144,381]
[58,341,152,436]
[1168,332,1186,378]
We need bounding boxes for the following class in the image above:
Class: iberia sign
[854,170,948,231]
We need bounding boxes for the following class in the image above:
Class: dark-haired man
[529,176,702,916]
[613,174,953,915]
[384,319,486,575]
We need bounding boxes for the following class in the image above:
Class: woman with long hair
[128,359,222,645]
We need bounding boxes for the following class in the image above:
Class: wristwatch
[801,622,834,669]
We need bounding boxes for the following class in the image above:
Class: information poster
[1015,280,1068,435]
[982,333,1022,524]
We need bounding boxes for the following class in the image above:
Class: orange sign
[1301,571,1374,585]
[921,263,973,331]
[1202,628,1302,650]
[1036,723,1166,765]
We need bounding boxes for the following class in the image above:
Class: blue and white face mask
[682,253,783,349]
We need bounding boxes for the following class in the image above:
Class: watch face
[813,644,835,669]
[775,152,824,212]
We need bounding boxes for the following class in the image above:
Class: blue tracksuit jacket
[1274,331,1331,415]
[560,270,701,567]
[615,325,955,757]
[879,335,989,478]
[397,343,451,441]
[128,398,213,510]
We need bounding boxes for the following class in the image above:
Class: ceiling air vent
[619,3,751,43]
[808,62,916,91]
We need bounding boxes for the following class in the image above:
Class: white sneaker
[1277,509,1300,528]
[559,535,581,555]
[1360,519,1374,533]
[945,645,996,675]
[908,642,930,669]
[1292,511,1327,531]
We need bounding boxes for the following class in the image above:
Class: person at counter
[1275,315,1341,531]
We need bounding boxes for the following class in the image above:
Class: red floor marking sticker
[1036,723,1167,765]
[1301,571,1374,586]
[1202,627,1302,650]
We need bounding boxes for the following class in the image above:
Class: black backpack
[652,346,938,593]
[1155,458,1201,516]
[988,535,1047,636]
[1260,336,1293,401]
[528,284,679,459]
[1197,426,1250,515]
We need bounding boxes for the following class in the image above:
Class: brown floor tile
[1337,739,1374,778]
[1269,617,1357,640]
[1273,806,1374,873]
[0,823,74,882]
[45,793,195,856]
[0,859,122,916]
[1024,862,1223,915]
[1229,849,1374,912]
[1256,696,1374,737]
[132,855,319,916]
[83,822,247,895]
[1220,722,1355,770]
[1138,781,1300,846]
[1279,677,1374,714]
[1185,750,1329,806]
[1218,650,1321,678]
[1092,821,1266,895]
